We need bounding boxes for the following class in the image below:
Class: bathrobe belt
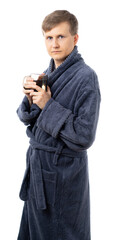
[19,128,87,210]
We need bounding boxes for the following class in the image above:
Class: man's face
[43,22,78,68]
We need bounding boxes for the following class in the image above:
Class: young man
[17,10,101,240]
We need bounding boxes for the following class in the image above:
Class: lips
[51,51,61,53]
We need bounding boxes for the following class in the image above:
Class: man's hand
[30,85,51,109]
[23,75,51,108]
[23,76,36,106]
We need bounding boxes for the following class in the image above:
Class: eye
[58,35,64,39]
[47,36,52,40]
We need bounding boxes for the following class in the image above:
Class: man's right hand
[23,76,36,106]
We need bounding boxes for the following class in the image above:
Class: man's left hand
[30,85,51,109]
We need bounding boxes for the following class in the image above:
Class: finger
[23,76,34,85]
[23,88,34,94]
[47,86,51,96]
[26,78,34,83]
[30,91,37,96]
[34,85,44,92]
[23,82,36,89]
[30,91,42,97]
[32,96,39,103]
[47,86,51,92]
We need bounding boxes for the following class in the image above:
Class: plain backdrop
[0,0,115,239]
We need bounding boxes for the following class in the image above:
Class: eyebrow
[45,34,65,38]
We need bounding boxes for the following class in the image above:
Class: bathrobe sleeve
[37,74,101,151]
[17,96,41,125]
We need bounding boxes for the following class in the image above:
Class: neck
[54,60,64,69]
[54,48,76,68]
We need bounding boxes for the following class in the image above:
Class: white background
[0,0,115,239]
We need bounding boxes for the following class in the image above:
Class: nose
[52,38,59,48]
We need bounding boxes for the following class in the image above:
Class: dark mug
[31,74,48,92]
[23,73,48,91]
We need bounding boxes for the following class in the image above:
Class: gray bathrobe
[17,46,101,240]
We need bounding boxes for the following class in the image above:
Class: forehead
[44,22,71,36]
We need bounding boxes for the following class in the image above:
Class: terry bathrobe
[17,46,101,240]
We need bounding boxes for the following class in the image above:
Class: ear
[74,34,79,45]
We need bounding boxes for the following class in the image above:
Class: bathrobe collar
[47,46,84,86]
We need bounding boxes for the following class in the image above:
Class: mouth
[51,51,61,53]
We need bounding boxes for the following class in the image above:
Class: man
[17,10,101,240]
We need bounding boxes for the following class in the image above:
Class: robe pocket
[42,169,57,206]
[32,169,57,207]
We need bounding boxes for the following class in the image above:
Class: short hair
[42,10,78,35]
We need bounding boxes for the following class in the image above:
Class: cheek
[64,42,75,56]
[45,44,52,57]
[45,41,50,50]
[68,40,75,50]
